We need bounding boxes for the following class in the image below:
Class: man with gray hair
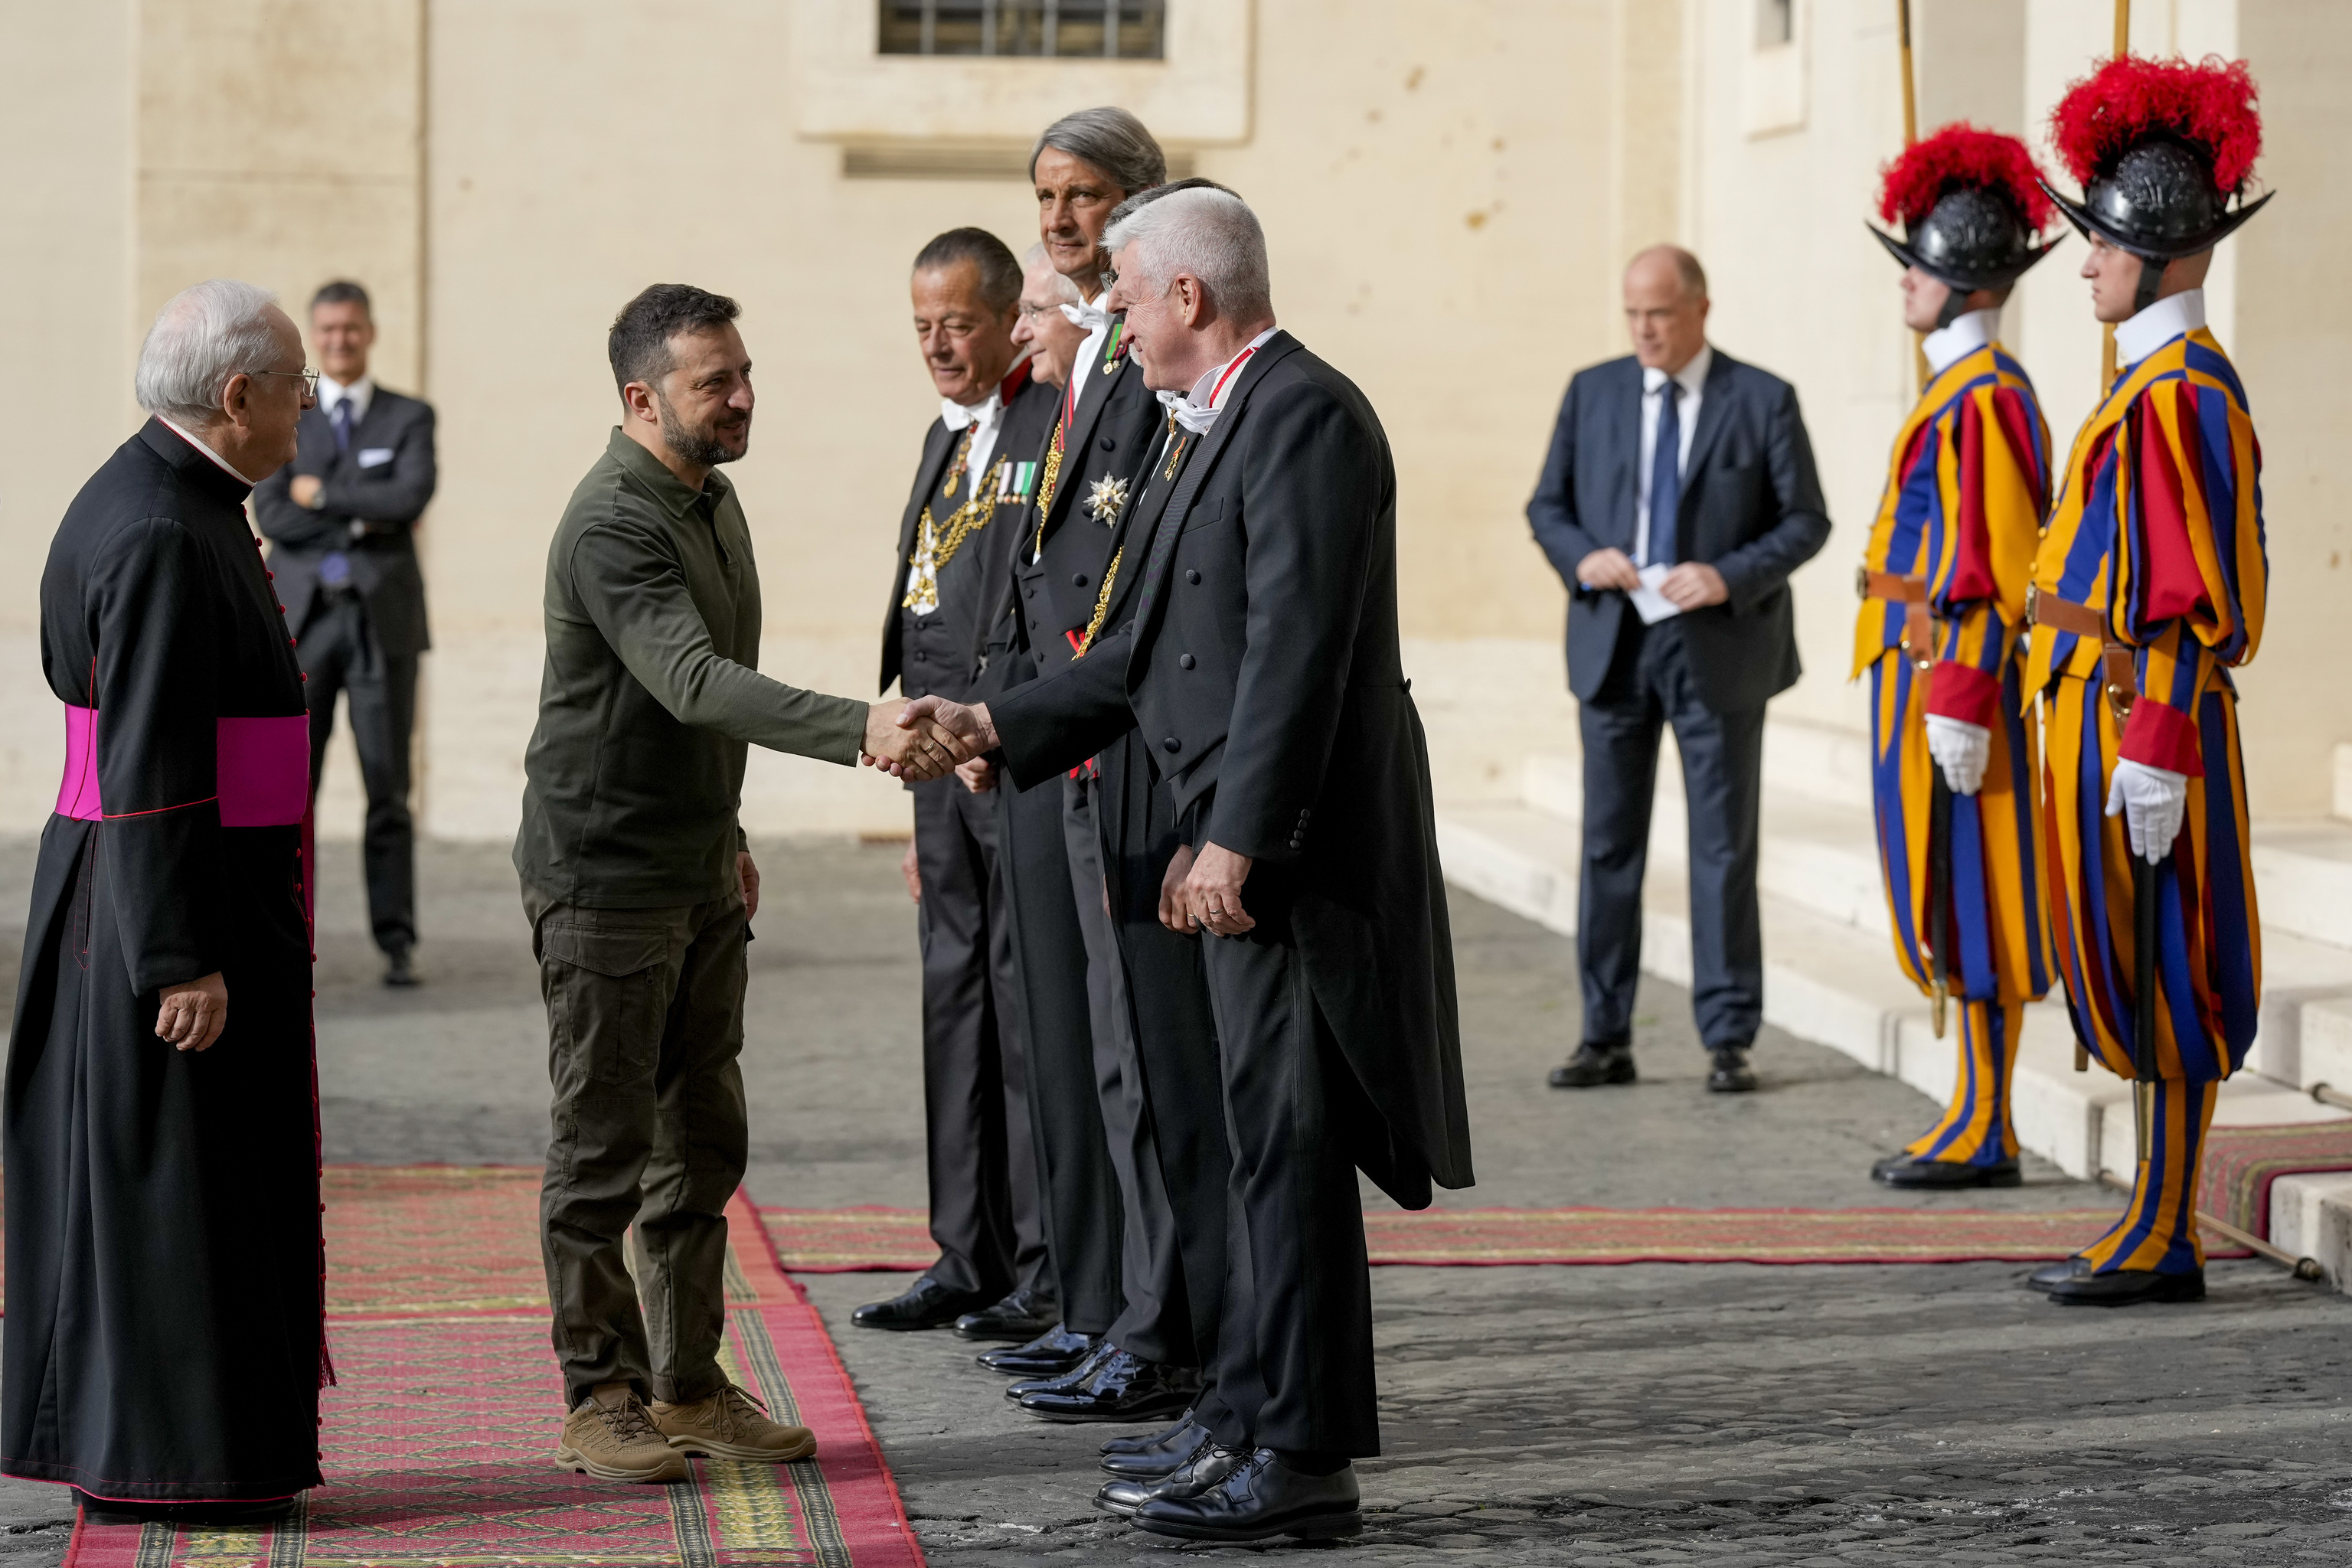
[5,280,324,1522]
[903,184,1473,1544]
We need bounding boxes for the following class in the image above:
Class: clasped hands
[1575,547,1727,610]
[858,696,1000,782]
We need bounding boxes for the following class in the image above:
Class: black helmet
[1868,124,2060,326]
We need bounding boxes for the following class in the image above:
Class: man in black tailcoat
[6,281,322,1524]
[854,230,1063,1334]
[905,186,1472,1546]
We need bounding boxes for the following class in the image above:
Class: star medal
[1084,474,1129,523]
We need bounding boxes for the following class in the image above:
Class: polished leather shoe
[1548,1040,1635,1089]
[2025,1256,2091,1293]
[1097,1439,1243,1517]
[1021,1348,1200,1423]
[952,1286,1060,1341]
[384,945,418,988]
[978,1323,1096,1376]
[851,1276,994,1331]
[1102,1416,1209,1478]
[1006,1338,1118,1401]
[1132,1449,1362,1543]
[1871,1154,2022,1189]
[1706,1046,1758,1093]
[2049,1266,2205,1307]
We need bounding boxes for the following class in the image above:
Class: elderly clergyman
[5,280,323,1523]
[516,283,970,1484]
[904,186,1473,1545]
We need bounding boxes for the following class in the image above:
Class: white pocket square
[357,447,395,469]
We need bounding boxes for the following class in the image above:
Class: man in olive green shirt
[518,284,963,1483]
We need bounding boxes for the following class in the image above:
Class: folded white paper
[1627,563,1683,625]
[358,447,395,469]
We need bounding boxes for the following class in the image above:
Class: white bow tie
[1060,299,1113,333]
[1156,388,1219,436]
[940,392,1001,433]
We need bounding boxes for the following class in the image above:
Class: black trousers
[911,777,1046,1298]
[1577,616,1766,1050]
[299,593,418,956]
[1099,739,1230,1373]
[998,766,1121,1332]
[1188,860,1380,1458]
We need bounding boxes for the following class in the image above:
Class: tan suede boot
[652,1382,816,1462]
[555,1382,692,1483]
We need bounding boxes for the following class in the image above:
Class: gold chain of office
[902,435,1006,610]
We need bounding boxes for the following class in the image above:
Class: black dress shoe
[384,945,418,988]
[2025,1256,2090,1293]
[1132,1449,1362,1543]
[1096,1439,1243,1517]
[1006,1338,1118,1400]
[952,1286,1060,1341]
[1102,1416,1209,1478]
[1548,1040,1635,1089]
[2048,1266,2205,1307]
[978,1323,1096,1376]
[1706,1045,1758,1093]
[76,1490,299,1527]
[851,1276,995,1331]
[1021,1348,1201,1423]
[1871,1154,2023,1189]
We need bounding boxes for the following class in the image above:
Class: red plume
[1876,122,2054,233]
[2049,54,2261,194]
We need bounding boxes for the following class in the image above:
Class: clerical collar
[155,415,262,486]
[1922,308,2000,375]
[1158,325,1280,435]
[2115,288,2206,368]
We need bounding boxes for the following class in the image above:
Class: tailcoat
[5,421,322,1501]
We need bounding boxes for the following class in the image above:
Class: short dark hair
[912,229,1022,315]
[609,284,741,396]
[310,279,371,317]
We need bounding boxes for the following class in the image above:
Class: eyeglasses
[246,367,322,397]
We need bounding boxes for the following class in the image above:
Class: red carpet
[2199,1121,2352,1241]
[761,1202,2129,1270]
[64,1167,921,1568]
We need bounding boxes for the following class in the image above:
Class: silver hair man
[1029,105,1167,194]
[1102,185,1272,320]
[134,279,288,427]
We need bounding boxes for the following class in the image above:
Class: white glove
[1923,715,1991,796]
[2105,758,2189,864]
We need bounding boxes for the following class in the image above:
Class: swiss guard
[1856,123,2060,1190]
[2026,55,2271,1307]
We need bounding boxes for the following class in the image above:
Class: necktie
[1648,377,1681,568]
[331,397,354,453]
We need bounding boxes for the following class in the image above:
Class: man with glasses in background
[256,279,439,988]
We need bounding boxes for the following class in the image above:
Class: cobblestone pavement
[0,836,2347,1564]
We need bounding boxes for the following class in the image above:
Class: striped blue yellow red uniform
[1854,342,2055,1168]
[2025,323,2265,1276]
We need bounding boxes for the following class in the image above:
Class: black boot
[952,1286,1059,1341]
[977,1323,1096,1377]
[1131,1449,1362,1543]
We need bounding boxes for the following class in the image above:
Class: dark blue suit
[1526,348,1830,1050]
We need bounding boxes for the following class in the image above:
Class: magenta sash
[57,705,309,826]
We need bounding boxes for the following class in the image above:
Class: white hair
[1020,242,1083,306]
[135,279,284,425]
[1102,187,1272,321]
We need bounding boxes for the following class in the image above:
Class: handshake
[858,695,1002,783]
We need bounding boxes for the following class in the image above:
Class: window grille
[879,0,1168,59]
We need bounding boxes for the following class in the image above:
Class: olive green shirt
[514,428,867,907]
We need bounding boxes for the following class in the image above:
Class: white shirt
[1635,344,1711,567]
[1062,294,1117,420]
[1158,325,1282,436]
[319,371,374,429]
[155,415,261,487]
[2115,287,2206,367]
[1922,307,2001,375]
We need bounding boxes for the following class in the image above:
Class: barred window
[879,1,1167,59]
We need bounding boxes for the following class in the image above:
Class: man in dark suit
[1526,245,1831,1095]
[852,230,1063,1336]
[255,279,436,986]
[904,186,1472,1546]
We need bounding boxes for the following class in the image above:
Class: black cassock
[4,421,323,1502]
